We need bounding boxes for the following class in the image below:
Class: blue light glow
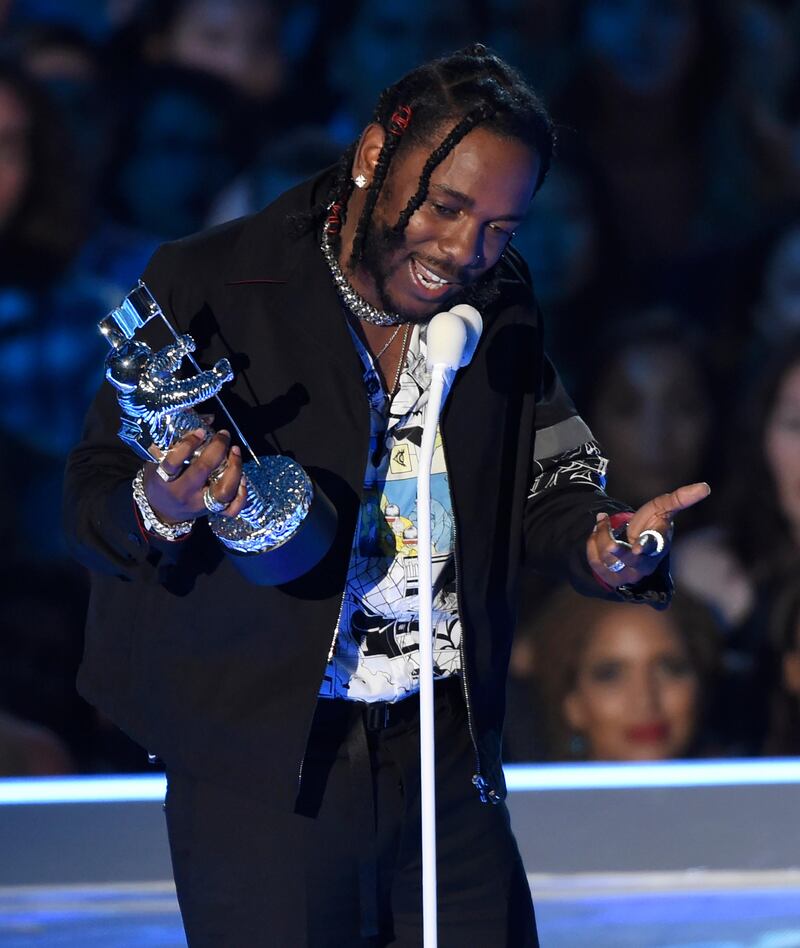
[0,775,167,805]
[504,759,800,791]
[0,760,799,805]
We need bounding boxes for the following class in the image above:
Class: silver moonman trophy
[99,282,336,585]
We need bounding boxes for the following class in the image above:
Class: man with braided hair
[65,44,709,946]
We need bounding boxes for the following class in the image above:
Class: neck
[336,190,386,310]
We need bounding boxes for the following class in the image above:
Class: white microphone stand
[416,305,482,948]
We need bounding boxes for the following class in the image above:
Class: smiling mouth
[410,258,457,293]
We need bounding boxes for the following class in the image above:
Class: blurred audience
[100,64,254,239]
[512,150,620,385]
[730,209,800,382]
[1,0,800,772]
[0,60,112,559]
[552,0,795,307]
[763,577,800,756]
[576,309,715,515]
[321,0,481,144]
[507,586,720,762]
[113,0,286,104]
[675,335,800,750]
[7,22,109,177]
[207,124,342,226]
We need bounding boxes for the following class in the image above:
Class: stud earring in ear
[354,174,368,189]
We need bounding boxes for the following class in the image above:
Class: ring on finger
[209,458,228,484]
[156,462,180,483]
[203,485,231,514]
[638,529,666,555]
[607,558,626,573]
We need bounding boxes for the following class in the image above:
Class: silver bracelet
[132,467,194,541]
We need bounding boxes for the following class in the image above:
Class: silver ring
[203,485,230,514]
[638,529,665,555]
[607,558,626,573]
[156,463,179,483]
[209,458,228,484]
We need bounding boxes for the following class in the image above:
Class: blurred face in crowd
[515,165,597,307]
[160,0,284,99]
[564,605,699,760]
[0,83,30,231]
[582,0,699,96]
[764,362,800,536]
[119,88,240,238]
[591,339,710,507]
[756,225,800,342]
[332,0,474,123]
[350,125,539,322]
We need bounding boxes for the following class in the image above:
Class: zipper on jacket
[297,526,355,794]
[441,429,499,805]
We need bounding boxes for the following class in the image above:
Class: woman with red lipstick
[532,586,719,761]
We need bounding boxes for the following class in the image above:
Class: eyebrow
[430,183,526,222]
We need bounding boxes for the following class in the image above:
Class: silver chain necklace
[373,324,401,361]
[320,226,405,327]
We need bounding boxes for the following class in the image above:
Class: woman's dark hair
[763,576,800,755]
[531,585,720,761]
[0,59,85,281]
[725,334,800,582]
[291,44,555,267]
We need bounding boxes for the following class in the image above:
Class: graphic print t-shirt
[318,323,462,703]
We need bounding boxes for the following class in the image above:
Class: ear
[352,123,387,183]
[563,690,587,732]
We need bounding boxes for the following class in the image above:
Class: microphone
[425,303,483,371]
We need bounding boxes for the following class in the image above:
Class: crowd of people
[3,0,800,774]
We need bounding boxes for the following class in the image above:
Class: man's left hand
[586,482,711,588]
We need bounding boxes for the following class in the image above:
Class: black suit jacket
[64,172,634,807]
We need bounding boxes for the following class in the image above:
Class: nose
[437,220,484,271]
[628,668,663,718]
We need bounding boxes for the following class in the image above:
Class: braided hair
[293,44,554,270]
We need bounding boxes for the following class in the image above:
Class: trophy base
[223,484,337,586]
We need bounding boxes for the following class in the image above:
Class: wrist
[132,467,194,542]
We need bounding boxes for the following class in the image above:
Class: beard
[355,218,503,321]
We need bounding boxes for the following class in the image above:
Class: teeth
[414,260,448,289]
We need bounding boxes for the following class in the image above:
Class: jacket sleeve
[62,241,201,579]
[522,356,672,607]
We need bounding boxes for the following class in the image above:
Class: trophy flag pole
[416,305,482,948]
[153,310,261,468]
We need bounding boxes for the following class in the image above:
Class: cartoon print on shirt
[320,323,463,702]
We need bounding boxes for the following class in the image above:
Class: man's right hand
[142,428,247,524]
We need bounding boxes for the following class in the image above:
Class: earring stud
[354,174,368,189]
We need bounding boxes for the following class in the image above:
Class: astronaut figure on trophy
[99,282,336,585]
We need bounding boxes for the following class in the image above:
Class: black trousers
[164,680,538,947]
